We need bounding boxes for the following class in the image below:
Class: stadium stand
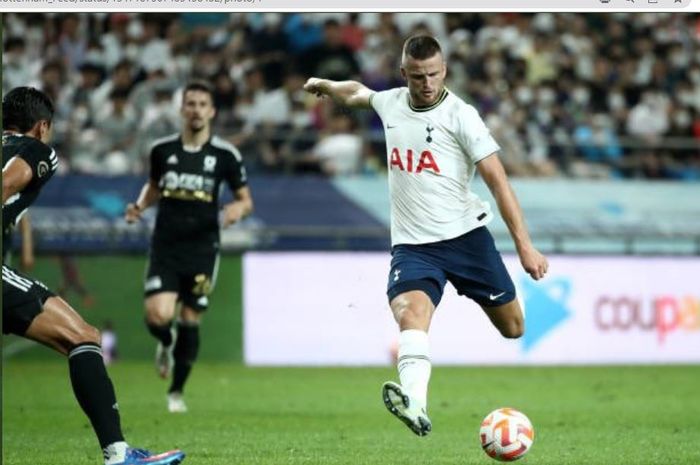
[3,13,699,254]
[3,13,698,178]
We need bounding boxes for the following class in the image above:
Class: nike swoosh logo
[489,292,506,300]
[386,125,396,129]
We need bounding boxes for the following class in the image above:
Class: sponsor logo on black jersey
[161,171,215,202]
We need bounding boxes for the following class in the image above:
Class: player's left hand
[519,245,548,281]
[222,203,245,227]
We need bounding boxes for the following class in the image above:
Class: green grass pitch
[4,362,700,464]
[2,255,243,362]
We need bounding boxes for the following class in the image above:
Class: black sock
[169,322,200,394]
[146,321,173,346]
[68,343,125,449]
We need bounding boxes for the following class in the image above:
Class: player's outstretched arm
[303,77,374,109]
[2,156,33,204]
[477,153,549,281]
[124,180,160,223]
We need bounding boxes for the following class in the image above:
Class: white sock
[103,441,129,465]
[397,329,431,411]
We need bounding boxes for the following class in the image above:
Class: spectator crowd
[3,12,700,180]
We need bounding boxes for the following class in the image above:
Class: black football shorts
[2,265,55,335]
[143,252,219,312]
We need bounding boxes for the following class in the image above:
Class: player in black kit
[125,81,253,413]
[2,87,185,465]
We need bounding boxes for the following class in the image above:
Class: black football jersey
[2,133,58,260]
[149,133,248,255]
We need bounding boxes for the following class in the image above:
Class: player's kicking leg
[383,290,435,436]
[2,266,185,464]
[480,299,524,340]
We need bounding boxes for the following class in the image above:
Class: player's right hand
[303,77,327,98]
[124,203,142,223]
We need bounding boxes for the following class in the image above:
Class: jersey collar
[180,134,211,153]
[408,88,449,113]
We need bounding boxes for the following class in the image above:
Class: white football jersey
[370,87,500,246]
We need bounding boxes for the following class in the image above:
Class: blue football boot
[112,447,185,465]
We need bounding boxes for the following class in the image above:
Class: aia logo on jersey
[389,148,440,174]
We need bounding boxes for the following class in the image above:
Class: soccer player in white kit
[304,35,548,436]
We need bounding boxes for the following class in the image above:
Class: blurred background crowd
[3,12,700,180]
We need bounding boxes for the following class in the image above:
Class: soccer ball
[479,408,534,461]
